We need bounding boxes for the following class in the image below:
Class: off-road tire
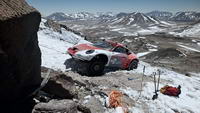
[128,60,138,70]
[87,61,105,76]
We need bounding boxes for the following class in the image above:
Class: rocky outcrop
[42,74,77,99]
[33,99,78,113]
[0,0,42,106]
[44,19,87,39]
[44,19,62,33]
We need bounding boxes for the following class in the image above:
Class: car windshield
[93,41,113,50]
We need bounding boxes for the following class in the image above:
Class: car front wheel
[87,61,105,76]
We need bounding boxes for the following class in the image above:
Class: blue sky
[27,0,200,16]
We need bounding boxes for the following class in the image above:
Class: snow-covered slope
[170,22,200,38]
[178,23,200,38]
[38,19,89,71]
[170,11,200,22]
[120,61,200,113]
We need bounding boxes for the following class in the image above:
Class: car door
[109,46,129,69]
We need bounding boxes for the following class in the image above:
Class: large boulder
[33,99,78,113]
[0,0,42,104]
[42,74,77,99]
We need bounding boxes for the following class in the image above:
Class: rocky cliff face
[0,0,42,108]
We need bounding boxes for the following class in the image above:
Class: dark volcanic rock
[43,19,86,39]
[84,96,105,113]
[144,48,184,60]
[0,0,42,107]
[44,19,62,33]
[43,74,77,99]
[33,99,78,113]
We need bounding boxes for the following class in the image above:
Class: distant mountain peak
[146,11,173,21]
[111,12,161,26]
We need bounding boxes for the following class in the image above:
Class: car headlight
[86,50,95,54]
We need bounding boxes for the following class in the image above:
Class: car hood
[72,44,101,51]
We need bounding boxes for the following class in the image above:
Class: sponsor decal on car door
[109,52,128,68]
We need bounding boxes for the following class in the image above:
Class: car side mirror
[126,50,131,55]
[127,52,132,55]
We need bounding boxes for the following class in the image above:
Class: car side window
[113,46,128,54]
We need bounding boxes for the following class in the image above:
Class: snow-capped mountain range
[47,12,74,21]
[47,12,115,21]
[65,12,97,20]
[146,11,173,21]
[170,11,200,22]
[47,11,200,22]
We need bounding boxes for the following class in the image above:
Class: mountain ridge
[47,11,200,23]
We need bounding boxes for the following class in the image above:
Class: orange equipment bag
[160,85,181,97]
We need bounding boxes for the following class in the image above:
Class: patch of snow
[178,44,200,53]
[112,17,124,24]
[146,43,158,48]
[175,23,200,38]
[192,40,197,42]
[137,26,163,35]
[138,37,146,39]
[83,95,92,104]
[137,52,152,58]
[142,15,148,21]
[118,31,138,36]
[149,49,158,51]
[148,26,163,31]
[137,29,154,35]
[160,21,172,26]
[131,24,138,27]
[123,39,132,43]
[127,18,134,25]
[40,18,47,29]
[111,27,126,31]
[115,107,124,113]
[148,16,159,24]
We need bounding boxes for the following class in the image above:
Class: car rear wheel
[87,61,105,76]
[128,60,138,70]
